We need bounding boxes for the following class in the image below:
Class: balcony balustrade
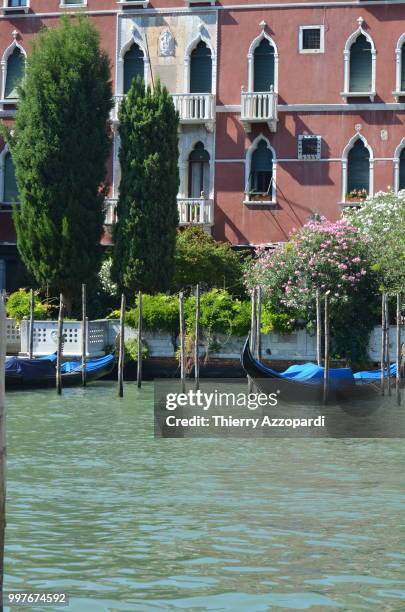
[104,198,118,226]
[241,87,278,132]
[171,94,215,130]
[177,195,214,227]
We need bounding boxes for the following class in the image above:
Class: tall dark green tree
[112,77,179,294]
[4,17,112,307]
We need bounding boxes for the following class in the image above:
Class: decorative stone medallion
[159,29,175,57]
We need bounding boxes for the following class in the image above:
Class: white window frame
[341,133,374,204]
[60,0,87,7]
[393,137,405,193]
[341,18,376,101]
[1,31,26,103]
[299,25,324,54]
[244,133,277,205]
[247,27,279,93]
[0,143,18,205]
[298,135,322,160]
[184,26,217,95]
[1,1,30,14]
[116,23,150,95]
[393,33,405,100]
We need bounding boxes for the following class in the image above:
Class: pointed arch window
[4,47,24,99]
[349,34,372,93]
[190,41,212,94]
[3,152,18,203]
[188,142,210,198]
[347,139,370,197]
[399,148,405,191]
[123,43,144,94]
[253,38,275,92]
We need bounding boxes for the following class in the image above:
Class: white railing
[241,88,277,122]
[110,95,125,123]
[177,196,214,226]
[172,94,215,123]
[19,319,116,357]
[104,198,117,226]
[6,318,21,354]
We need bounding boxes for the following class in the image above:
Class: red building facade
[1,0,405,289]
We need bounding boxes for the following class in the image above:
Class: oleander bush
[245,216,379,364]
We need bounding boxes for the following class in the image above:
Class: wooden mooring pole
[28,288,34,359]
[194,284,200,389]
[385,294,391,397]
[56,293,64,395]
[250,288,257,354]
[0,293,7,600]
[381,292,386,395]
[396,293,402,406]
[137,291,143,389]
[256,286,262,361]
[323,291,330,405]
[81,283,87,387]
[316,288,322,366]
[179,292,186,393]
[118,293,126,398]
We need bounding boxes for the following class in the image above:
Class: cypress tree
[112,77,179,294]
[4,17,112,308]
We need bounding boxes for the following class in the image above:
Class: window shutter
[349,35,372,92]
[4,152,18,203]
[253,39,275,92]
[5,47,24,99]
[401,45,405,91]
[399,149,405,190]
[123,44,144,94]
[190,42,212,93]
[347,140,370,193]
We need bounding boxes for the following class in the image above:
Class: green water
[5,382,405,611]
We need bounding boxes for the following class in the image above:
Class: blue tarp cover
[256,360,355,385]
[5,354,114,380]
[354,363,397,380]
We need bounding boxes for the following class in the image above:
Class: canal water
[5,382,405,611]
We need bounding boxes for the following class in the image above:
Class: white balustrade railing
[104,198,118,226]
[172,94,215,123]
[110,95,125,123]
[177,197,214,226]
[241,89,277,122]
[19,319,116,357]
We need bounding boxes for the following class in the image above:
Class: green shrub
[6,288,48,323]
[124,337,149,363]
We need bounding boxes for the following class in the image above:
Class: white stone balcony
[177,196,214,227]
[104,198,118,226]
[172,94,215,130]
[241,87,278,133]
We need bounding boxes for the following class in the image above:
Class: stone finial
[357,16,364,28]
[259,20,267,31]
[12,30,18,40]
[355,123,362,132]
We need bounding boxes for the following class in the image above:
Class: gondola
[241,336,382,403]
[5,353,115,390]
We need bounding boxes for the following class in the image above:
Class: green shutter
[347,140,370,193]
[250,140,273,193]
[5,48,24,99]
[123,44,144,94]
[190,42,212,93]
[4,152,18,203]
[399,149,405,190]
[253,39,275,92]
[401,45,405,91]
[349,35,372,92]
